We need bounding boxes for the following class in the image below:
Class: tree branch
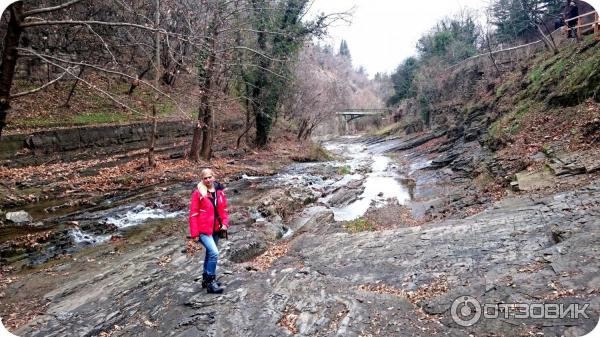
[10,70,70,98]
[18,48,174,102]
[20,19,202,43]
[84,23,117,65]
[17,48,189,118]
[21,19,160,31]
[22,0,86,18]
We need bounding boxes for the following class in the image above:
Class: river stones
[5,210,32,224]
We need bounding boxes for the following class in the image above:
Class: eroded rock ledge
[15,182,600,337]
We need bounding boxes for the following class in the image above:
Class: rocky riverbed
[3,134,600,336]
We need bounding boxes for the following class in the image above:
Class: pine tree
[339,39,351,60]
[491,0,564,43]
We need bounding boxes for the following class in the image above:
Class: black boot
[201,273,221,288]
[206,275,224,294]
[201,273,209,288]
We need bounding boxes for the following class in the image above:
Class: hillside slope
[383,35,600,218]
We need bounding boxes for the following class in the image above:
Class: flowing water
[323,140,412,221]
[3,137,415,265]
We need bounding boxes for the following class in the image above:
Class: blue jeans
[199,234,220,276]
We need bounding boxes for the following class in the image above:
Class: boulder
[5,210,32,224]
[549,152,600,176]
[514,170,555,191]
[327,187,362,207]
[429,151,460,169]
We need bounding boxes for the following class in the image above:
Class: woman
[189,168,229,294]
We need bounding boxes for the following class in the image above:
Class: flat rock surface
[515,170,556,191]
[15,181,600,337]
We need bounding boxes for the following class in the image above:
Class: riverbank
[2,131,599,336]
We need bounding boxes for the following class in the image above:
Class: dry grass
[0,130,306,205]
[363,202,425,229]
[495,100,600,175]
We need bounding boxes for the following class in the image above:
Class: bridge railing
[335,109,392,123]
[564,10,600,40]
[336,109,391,114]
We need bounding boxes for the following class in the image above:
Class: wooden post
[577,17,582,40]
[594,12,600,40]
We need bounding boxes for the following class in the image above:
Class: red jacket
[189,187,229,238]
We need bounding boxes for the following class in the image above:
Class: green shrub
[530,67,543,83]
[344,218,376,233]
[372,121,403,137]
[307,143,335,161]
[337,165,351,175]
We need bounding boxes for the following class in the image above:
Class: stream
[7,134,600,337]
[324,142,412,221]
[1,137,416,266]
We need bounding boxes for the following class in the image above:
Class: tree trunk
[541,21,559,52]
[245,88,250,145]
[0,2,24,138]
[251,1,271,148]
[485,32,500,75]
[236,119,254,148]
[252,66,269,147]
[198,3,220,161]
[128,63,151,95]
[297,120,307,140]
[190,122,202,162]
[255,109,270,147]
[148,0,160,167]
[147,105,157,167]
[199,93,213,160]
[63,66,85,107]
[536,24,558,55]
[303,123,316,140]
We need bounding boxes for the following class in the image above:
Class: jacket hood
[194,180,225,196]
[213,181,225,191]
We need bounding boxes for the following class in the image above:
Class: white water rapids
[324,141,412,221]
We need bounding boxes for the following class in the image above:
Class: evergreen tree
[387,57,419,106]
[339,39,351,60]
[491,0,564,43]
[415,14,479,64]
[247,0,328,147]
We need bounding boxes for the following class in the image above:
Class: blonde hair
[201,168,213,178]
[198,168,214,197]
[197,182,208,197]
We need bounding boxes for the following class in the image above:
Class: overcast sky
[306,0,491,76]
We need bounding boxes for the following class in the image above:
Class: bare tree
[147,0,161,168]
[0,0,350,161]
[519,0,559,54]
[0,0,196,137]
[281,43,386,139]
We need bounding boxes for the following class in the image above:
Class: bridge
[336,109,391,122]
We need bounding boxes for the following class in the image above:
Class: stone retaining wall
[0,120,193,161]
